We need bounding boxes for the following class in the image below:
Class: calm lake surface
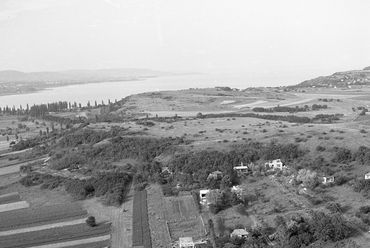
[0,72,302,108]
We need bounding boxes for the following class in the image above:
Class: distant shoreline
[0,78,145,98]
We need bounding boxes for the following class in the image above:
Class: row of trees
[0,99,117,117]
[20,171,132,206]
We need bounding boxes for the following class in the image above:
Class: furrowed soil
[29,235,111,248]
[147,184,172,248]
[0,223,111,248]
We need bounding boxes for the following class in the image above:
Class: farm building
[207,170,223,180]
[179,237,195,248]
[265,159,284,170]
[365,173,370,180]
[230,229,249,238]
[323,176,334,184]
[199,190,210,205]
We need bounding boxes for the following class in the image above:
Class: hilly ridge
[295,66,370,88]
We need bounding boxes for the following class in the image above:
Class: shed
[230,229,249,238]
[365,172,370,180]
[323,176,334,184]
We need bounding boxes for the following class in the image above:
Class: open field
[0,218,87,236]
[61,240,111,248]
[165,194,206,241]
[0,202,87,231]
[30,235,111,248]
[0,223,111,248]
[0,192,21,205]
[83,183,134,248]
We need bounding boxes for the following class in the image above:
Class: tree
[86,216,96,227]
[296,169,319,189]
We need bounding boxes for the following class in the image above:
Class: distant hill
[294,66,370,88]
[0,68,170,84]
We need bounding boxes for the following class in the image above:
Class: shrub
[316,145,326,152]
[86,216,96,227]
[325,202,341,213]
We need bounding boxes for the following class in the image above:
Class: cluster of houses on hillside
[177,159,370,247]
[198,159,370,205]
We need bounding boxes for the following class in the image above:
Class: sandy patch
[234,100,268,109]
[0,163,22,176]
[0,201,29,212]
[145,110,234,118]
[0,218,87,236]
[29,234,111,248]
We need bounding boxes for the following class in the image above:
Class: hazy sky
[0,0,369,76]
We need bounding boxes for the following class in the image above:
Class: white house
[199,189,210,205]
[233,162,249,174]
[365,173,370,180]
[230,229,249,238]
[179,237,195,248]
[323,176,335,184]
[265,159,284,170]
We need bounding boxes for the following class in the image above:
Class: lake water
[0,72,303,108]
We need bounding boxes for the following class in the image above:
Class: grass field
[0,192,21,205]
[30,235,111,248]
[165,194,206,241]
[0,223,111,248]
[0,202,87,231]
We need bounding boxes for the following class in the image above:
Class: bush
[316,145,326,152]
[325,202,341,213]
[86,216,96,227]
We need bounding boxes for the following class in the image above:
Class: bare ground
[0,200,29,212]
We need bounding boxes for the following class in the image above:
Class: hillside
[294,66,370,88]
[0,68,169,84]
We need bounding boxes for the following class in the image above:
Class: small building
[233,162,249,174]
[207,170,223,180]
[365,173,370,180]
[179,237,195,248]
[161,167,172,174]
[323,176,335,184]
[265,159,284,170]
[230,229,249,238]
[199,189,210,205]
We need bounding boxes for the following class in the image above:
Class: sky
[0,0,369,80]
